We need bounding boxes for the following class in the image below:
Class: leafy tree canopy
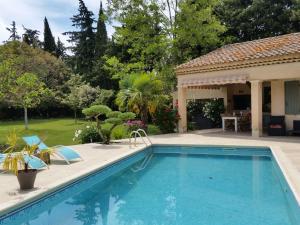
[0,41,72,102]
[215,0,300,42]
[5,72,50,129]
[173,0,226,63]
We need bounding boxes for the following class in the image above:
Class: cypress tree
[56,37,66,59]
[64,0,95,78]
[95,1,108,59]
[43,17,56,54]
[6,21,20,41]
[89,1,112,88]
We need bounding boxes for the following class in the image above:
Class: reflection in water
[66,166,140,225]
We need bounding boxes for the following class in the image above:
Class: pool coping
[0,142,300,218]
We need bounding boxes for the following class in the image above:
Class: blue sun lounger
[0,153,48,170]
[22,135,82,165]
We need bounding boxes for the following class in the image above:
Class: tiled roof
[176,33,300,75]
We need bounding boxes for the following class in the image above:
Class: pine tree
[95,1,108,59]
[43,17,56,54]
[6,21,20,41]
[64,0,95,79]
[56,37,66,59]
[22,26,41,48]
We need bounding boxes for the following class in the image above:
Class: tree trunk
[24,107,29,130]
[141,106,148,125]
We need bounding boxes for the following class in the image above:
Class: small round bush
[112,124,129,140]
[74,125,102,144]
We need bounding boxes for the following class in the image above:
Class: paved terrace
[1,130,300,216]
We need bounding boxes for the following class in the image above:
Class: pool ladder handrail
[129,129,152,147]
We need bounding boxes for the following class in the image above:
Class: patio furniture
[288,120,300,136]
[268,116,286,136]
[23,136,82,164]
[238,113,251,131]
[0,153,48,170]
[222,116,238,132]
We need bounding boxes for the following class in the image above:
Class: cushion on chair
[293,120,300,131]
[270,124,282,129]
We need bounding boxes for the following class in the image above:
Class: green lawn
[0,118,88,146]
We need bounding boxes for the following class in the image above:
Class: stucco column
[251,80,263,137]
[178,86,187,133]
[271,80,285,115]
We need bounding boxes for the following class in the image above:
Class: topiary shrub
[82,105,136,144]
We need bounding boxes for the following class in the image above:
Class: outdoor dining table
[222,116,238,132]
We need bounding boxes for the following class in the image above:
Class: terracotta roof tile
[176,33,300,75]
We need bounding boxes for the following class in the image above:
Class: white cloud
[0,0,114,44]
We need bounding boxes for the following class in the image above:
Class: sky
[0,0,114,45]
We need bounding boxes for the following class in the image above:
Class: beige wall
[271,80,285,116]
[177,87,187,133]
[251,81,263,137]
[286,115,300,130]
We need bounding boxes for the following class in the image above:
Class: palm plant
[116,72,168,124]
[3,131,51,174]
[2,131,52,189]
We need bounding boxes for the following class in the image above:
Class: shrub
[147,124,161,135]
[153,106,180,133]
[187,100,204,121]
[203,99,225,126]
[73,125,102,144]
[111,124,129,140]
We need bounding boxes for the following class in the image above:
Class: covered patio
[176,33,300,137]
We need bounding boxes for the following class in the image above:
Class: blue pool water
[0,145,299,225]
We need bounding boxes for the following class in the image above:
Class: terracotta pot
[17,169,37,190]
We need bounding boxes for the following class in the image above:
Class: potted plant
[2,132,50,190]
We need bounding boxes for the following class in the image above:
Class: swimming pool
[0,145,299,225]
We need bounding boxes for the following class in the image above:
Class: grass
[0,118,87,146]
[0,118,163,148]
